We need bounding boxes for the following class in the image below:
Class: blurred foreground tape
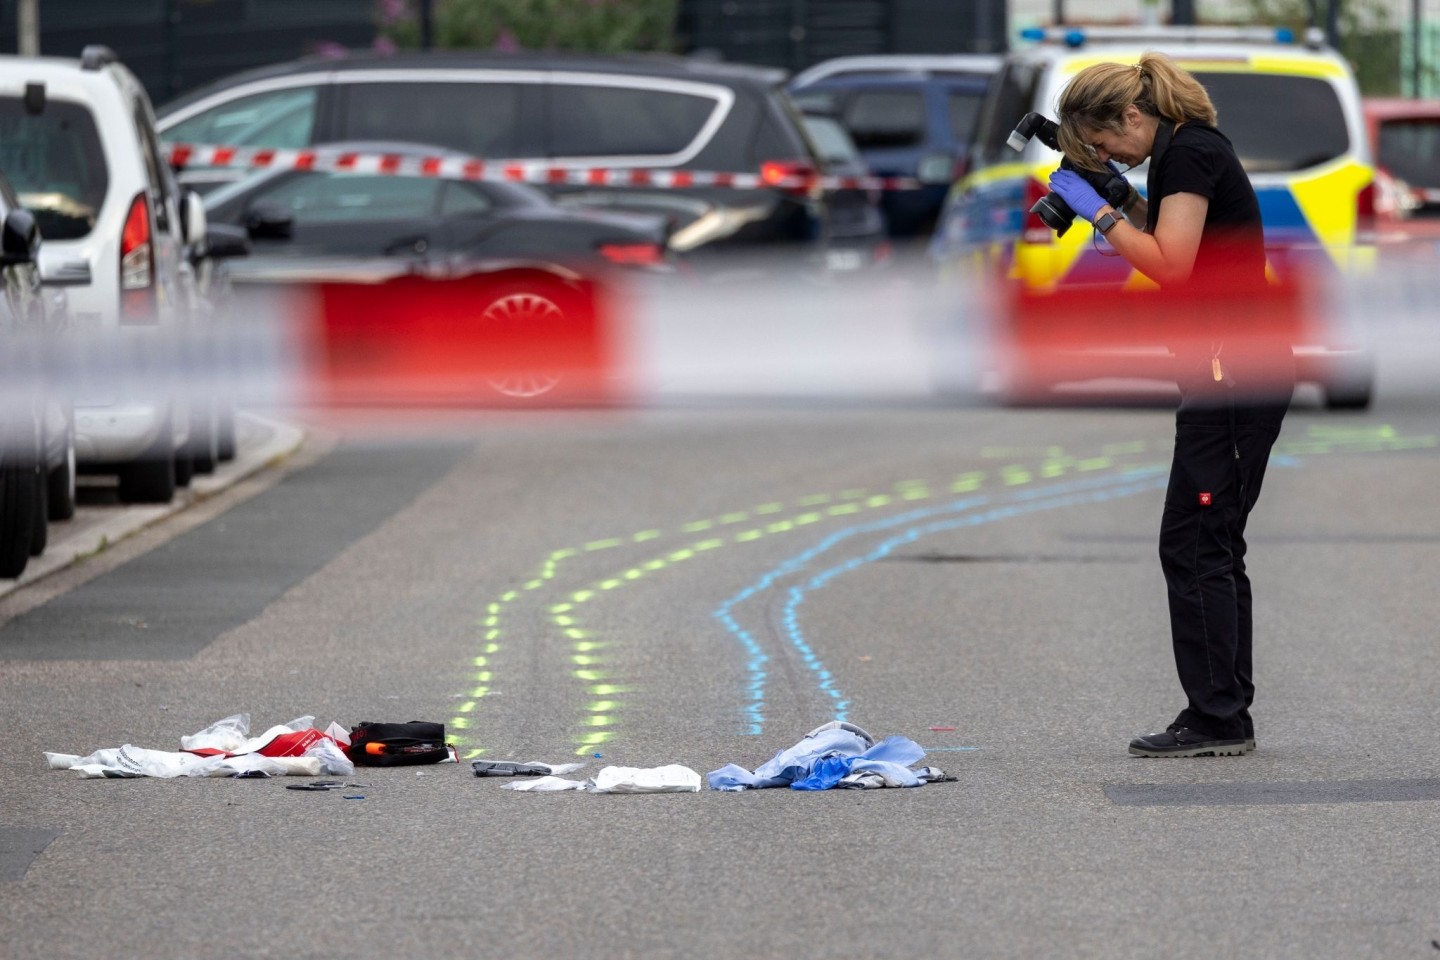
[296,272,624,407]
[997,273,1317,404]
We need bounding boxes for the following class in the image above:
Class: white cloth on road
[502,764,702,793]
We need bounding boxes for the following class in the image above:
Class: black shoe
[1128,725,1248,758]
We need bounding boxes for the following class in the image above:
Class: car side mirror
[244,202,294,240]
[204,222,251,259]
[180,190,207,247]
[0,208,40,266]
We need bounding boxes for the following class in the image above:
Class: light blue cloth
[790,736,926,790]
[707,722,928,792]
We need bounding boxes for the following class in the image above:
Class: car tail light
[120,192,156,323]
[1355,179,1377,244]
[760,159,819,196]
[598,242,666,267]
[1023,177,1055,244]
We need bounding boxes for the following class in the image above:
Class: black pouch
[347,721,449,766]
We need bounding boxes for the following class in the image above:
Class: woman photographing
[1045,52,1295,757]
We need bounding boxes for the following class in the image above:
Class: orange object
[365,742,387,755]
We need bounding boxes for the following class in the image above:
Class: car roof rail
[1017,24,1326,50]
[80,45,119,71]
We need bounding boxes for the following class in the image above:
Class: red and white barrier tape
[163,142,923,192]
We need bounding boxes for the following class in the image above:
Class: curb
[0,412,306,601]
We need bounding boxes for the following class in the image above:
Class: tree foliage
[1233,0,1402,93]
[378,0,679,54]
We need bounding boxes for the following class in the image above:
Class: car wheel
[1323,376,1373,411]
[117,414,177,504]
[0,464,37,579]
[118,456,176,503]
[28,472,46,557]
[173,448,194,488]
[216,403,237,462]
[47,426,76,522]
[478,285,574,399]
[190,406,218,475]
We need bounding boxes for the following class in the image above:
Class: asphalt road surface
[1,392,1437,959]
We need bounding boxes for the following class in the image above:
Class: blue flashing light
[1274,27,1294,43]
[1020,27,1045,42]
[1064,29,1086,48]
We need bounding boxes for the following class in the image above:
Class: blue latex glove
[1048,168,1108,224]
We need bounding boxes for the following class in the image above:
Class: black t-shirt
[1148,122,1291,405]
[1147,122,1266,289]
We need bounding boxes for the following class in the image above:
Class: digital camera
[1008,112,1133,237]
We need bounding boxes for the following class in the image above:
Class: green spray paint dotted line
[1277,424,1436,457]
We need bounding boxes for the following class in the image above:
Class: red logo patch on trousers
[1198,492,1213,506]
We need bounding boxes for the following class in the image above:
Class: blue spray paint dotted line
[716,467,1169,735]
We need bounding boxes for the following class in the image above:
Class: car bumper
[75,402,173,464]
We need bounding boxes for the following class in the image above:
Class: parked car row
[149,50,903,403]
[156,51,893,275]
[0,45,242,578]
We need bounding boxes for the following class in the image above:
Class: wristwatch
[1094,211,1121,235]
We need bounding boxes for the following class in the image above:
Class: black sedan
[202,142,671,400]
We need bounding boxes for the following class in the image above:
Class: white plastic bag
[303,737,355,777]
[179,714,251,753]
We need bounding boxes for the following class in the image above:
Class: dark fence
[676,0,1008,73]
[0,0,375,108]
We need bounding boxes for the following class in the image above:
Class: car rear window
[548,84,717,158]
[342,82,525,158]
[1377,117,1440,189]
[0,97,108,240]
[843,89,926,148]
[1193,71,1350,173]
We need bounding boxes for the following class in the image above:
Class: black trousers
[1158,394,1288,740]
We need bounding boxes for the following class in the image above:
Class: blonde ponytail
[1055,51,1218,170]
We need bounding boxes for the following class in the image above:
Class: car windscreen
[1377,117,1440,189]
[0,97,108,240]
[975,62,1041,165]
[1195,71,1350,173]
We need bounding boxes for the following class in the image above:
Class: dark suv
[788,54,1002,238]
[156,51,886,271]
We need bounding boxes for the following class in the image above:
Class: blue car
[788,54,1002,238]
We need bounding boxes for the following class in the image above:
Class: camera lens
[1030,193,1075,237]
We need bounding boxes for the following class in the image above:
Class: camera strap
[1143,118,1176,235]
